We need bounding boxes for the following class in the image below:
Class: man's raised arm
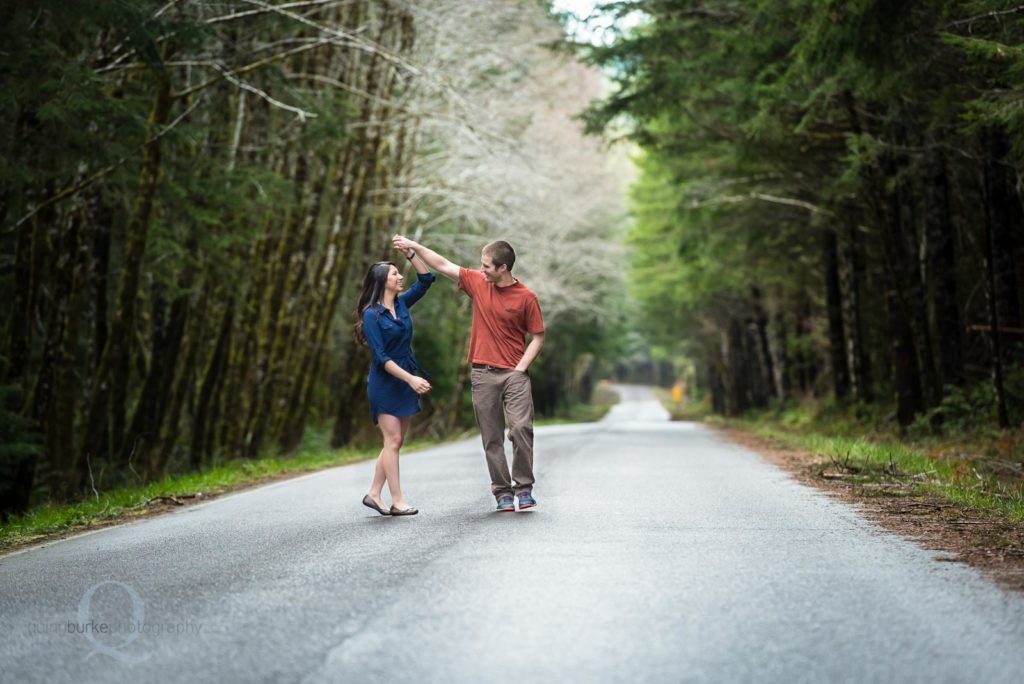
[392,234,461,282]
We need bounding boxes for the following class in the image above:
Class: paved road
[2,385,1023,683]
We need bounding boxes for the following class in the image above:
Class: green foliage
[940,33,1024,68]
[921,384,1001,436]
[738,410,1024,521]
[574,0,1024,427]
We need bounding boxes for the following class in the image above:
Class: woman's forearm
[408,251,429,275]
[406,241,448,271]
[383,359,414,383]
[384,358,431,394]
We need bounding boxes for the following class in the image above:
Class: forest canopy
[0,0,629,517]
[573,0,1024,429]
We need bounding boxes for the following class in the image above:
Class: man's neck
[495,274,517,288]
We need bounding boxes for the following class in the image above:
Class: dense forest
[0,0,629,517]
[8,0,1023,521]
[576,1,1024,431]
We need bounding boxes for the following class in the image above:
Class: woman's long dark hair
[353,261,396,344]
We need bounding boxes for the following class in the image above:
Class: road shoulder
[714,424,1024,593]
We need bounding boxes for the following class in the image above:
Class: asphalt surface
[2,384,1023,683]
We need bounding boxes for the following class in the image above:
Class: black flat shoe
[389,505,418,516]
[363,495,390,516]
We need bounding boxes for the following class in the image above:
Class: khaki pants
[470,367,535,499]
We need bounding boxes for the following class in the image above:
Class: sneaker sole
[497,507,515,512]
[518,503,535,510]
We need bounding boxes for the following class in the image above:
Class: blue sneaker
[496,495,515,512]
[517,490,536,510]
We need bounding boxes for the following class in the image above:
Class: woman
[353,248,435,516]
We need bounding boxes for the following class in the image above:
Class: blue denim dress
[362,272,435,424]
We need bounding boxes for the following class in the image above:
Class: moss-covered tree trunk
[219,209,277,458]
[151,277,206,478]
[122,245,194,469]
[279,2,409,452]
[246,150,328,457]
[82,77,173,468]
[192,298,234,468]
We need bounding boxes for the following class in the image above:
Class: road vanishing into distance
[2,385,1023,683]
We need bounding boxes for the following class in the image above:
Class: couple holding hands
[354,235,545,516]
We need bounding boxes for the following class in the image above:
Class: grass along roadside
[655,388,1024,521]
[740,424,1024,521]
[0,437,433,554]
[1,391,619,554]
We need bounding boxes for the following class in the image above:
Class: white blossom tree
[398,0,631,322]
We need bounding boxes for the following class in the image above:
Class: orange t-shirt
[458,268,545,368]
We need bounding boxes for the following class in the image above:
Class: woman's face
[384,265,404,294]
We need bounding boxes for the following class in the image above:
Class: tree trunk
[279,5,405,451]
[824,229,850,400]
[884,274,923,429]
[330,342,370,448]
[191,299,234,469]
[91,204,111,373]
[873,148,927,424]
[82,78,173,467]
[726,317,749,414]
[768,300,789,401]
[982,130,1012,429]
[2,211,34,384]
[152,283,206,478]
[122,275,191,470]
[47,206,89,499]
[924,147,963,390]
[219,213,276,458]
[793,296,817,395]
[839,217,872,402]
[247,152,327,457]
[748,284,777,404]
[984,128,1022,332]
[706,342,727,415]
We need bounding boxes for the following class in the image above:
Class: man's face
[480,253,505,282]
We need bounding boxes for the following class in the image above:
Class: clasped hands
[393,234,416,258]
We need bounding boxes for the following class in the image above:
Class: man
[392,234,545,512]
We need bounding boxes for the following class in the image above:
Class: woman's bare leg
[367,446,387,509]
[376,414,410,508]
[398,416,413,453]
[392,416,415,510]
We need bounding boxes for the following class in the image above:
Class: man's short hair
[483,240,516,271]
